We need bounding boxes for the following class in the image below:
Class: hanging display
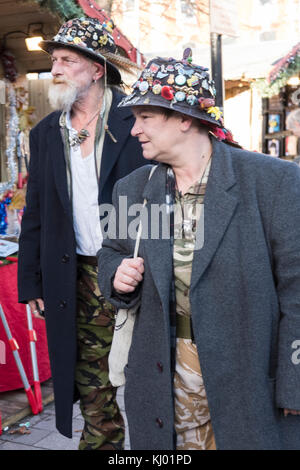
[0,83,18,197]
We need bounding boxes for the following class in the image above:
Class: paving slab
[37,431,80,450]
[0,427,51,445]
[0,442,45,450]
[0,385,130,450]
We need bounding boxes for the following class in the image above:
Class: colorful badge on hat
[118,48,224,127]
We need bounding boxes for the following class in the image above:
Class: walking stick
[0,304,38,415]
[26,304,43,412]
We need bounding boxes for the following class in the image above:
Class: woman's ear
[180,114,194,132]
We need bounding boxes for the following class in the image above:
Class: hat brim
[39,40,122,85]
[119,92,223,127]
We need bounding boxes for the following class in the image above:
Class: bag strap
[133,165,157,258]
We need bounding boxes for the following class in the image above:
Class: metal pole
[210,33,224,112]
[26,305,43,412]
[0,303,38,415]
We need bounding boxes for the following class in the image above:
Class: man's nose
[51,60,62,76]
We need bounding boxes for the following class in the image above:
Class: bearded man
[18,17,146,450]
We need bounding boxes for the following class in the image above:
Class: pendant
[69,129,90,147]
[78,128,90,143]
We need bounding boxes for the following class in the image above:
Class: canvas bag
[108,165,157,387]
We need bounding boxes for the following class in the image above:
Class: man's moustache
[52,78,67,85]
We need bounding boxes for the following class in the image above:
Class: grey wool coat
[98,138,300,450]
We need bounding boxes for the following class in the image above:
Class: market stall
[260,42,300,160]
[0,0,144,413]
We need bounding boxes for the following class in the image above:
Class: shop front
[261,42,300,161]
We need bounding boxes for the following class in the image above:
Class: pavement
[0,386,129,450]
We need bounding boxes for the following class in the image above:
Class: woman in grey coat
[98,51,300,450]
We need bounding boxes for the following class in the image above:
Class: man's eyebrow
[52,54,80,61]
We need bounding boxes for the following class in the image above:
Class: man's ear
[93,62,105,81]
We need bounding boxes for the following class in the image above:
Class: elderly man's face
[48,48,103,110]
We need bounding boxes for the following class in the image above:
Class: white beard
[48,78,90,112]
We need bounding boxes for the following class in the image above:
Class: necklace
[176,155,212,240]
[70,108,101,147]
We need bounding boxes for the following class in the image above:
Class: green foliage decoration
[23,0,85,21]
[253,52,300,98]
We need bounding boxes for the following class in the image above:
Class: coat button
[157,362,163,372]
[59,300,67,309]
[156,418,163,428]
[62,254,70,263]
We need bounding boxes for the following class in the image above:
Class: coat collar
[141,138,239,307]
[98,89,134,197]
[48,90,134,218]
[190,138,238,292]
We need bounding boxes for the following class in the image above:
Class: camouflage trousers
[174,338,216,450]
[75,257,125,450]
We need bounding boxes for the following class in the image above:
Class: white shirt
[66,113,103,256]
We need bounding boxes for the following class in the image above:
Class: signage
[210,0,239,37]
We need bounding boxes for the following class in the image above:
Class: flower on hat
[161,86,174,100]
[73,37,83,45]
[207,106,222,121]
[213,127,226,140]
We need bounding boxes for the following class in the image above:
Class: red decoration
[77,0,146,65]
[198,97,215,109]
[161,86,174,100]
[213,127,226,140]
[0,49,18,83]
[0,263,51,392]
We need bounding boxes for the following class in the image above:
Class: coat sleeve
[97,179,142,310]
[271,163,300,410]
[18,129,43,303]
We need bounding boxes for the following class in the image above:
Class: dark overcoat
[98,138,300,450]
[18,90,147,438]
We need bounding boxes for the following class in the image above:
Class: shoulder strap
[133,165,157,258]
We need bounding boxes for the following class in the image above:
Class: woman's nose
[131,120,141,137]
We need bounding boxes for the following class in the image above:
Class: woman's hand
[113,257,144,294]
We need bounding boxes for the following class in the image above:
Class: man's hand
[113,258,144,294]
[284,408,300,417]
[28,298,45,320]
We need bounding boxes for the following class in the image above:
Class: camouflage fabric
[173,159,211,321]
[75,259,125,450]
[173,160,216,450]
[174,339,216,450]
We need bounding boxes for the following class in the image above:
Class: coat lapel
[99,90,135,198]
[191,139,239,293]
[49,113,73,222]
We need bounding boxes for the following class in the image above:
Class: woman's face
[131,107,183,162]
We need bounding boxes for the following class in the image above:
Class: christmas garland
[254,44,300,98]
[22,0,84,21]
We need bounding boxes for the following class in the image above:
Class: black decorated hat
[40,17,139,85]
[118,49,224,127]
